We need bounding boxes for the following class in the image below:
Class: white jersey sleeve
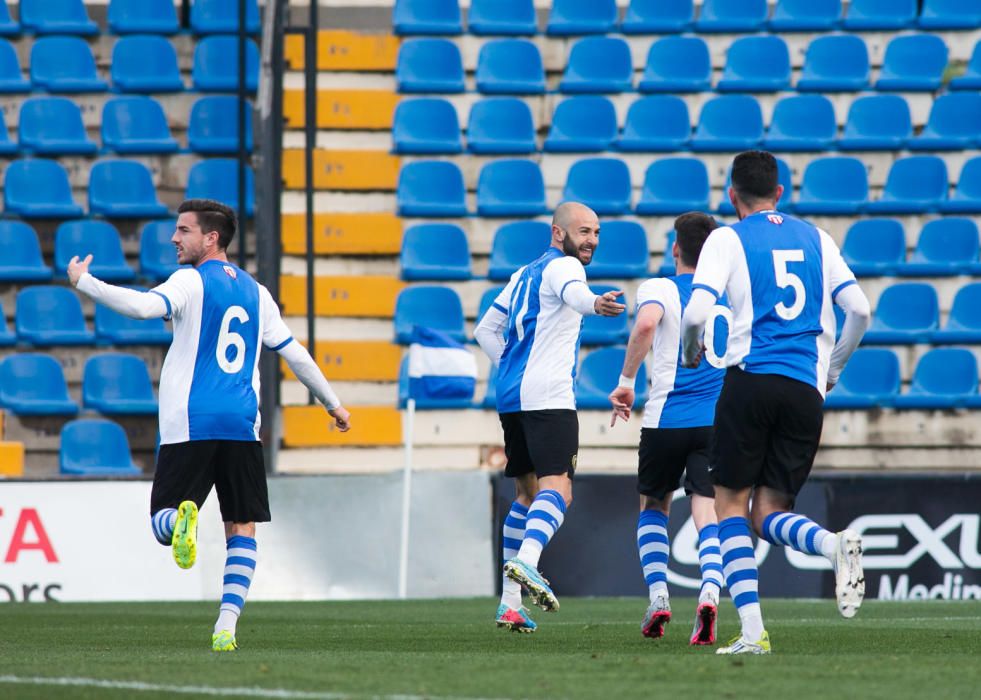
[258,284,293,350]
[692,227,741,301]
[636,278,673,313]
[543,255,596,315]
[493,268,523,314]
[150,268,203,321]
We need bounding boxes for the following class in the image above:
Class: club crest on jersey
[767,214,784,225]
[223,265,238,280]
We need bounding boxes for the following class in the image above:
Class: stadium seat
[0,354,78,416]
[563,158,632,215]
[894,348,979,410]
[112,35,185,92]
[488,221,552,280]
[468,0,537,36]
[476,39,545,94]
[545,96,617,152]
[909,93,981,151]
[769,0,841,31]
[60,419,141,476]
[0,221,52,282]
[901,218,980,277]
[30,37,108,92]
[0,40,29,92]
[89,160,169,219]
[192,36,259,92]
[20,0,98,35]
[392,98,462,154]
[396,160,467,217]
[103,97,180,154]
[477,160,547,217]
[864,282,939,344]
[190,0,260,34]
[95,301,173,346]
[585,221,648,279]
[763,95,837,152]
[718,157,794,215]
[621,0,691,33]
[139,220,183,281]
[840,219,906,277]
[0,303,14,346]
[466,97,536,154]
[795,157,868,215]
[951,42,981,90]
[397,356,473,410]
[934,283,981,344]
[185,159,255,216]
[395,39,464,93]
[0,109,13,154]
[838,95,912,151]
[823,348,900,409]
[638,36,711,93]
[690,95,763,152]
[576,347,646,409]
[16,286,95,346]
[392,0,462,35]
[695,0,767,32]
[842,0,916,30]
[866,156,948,214]
[0,3,19,35]
[616,95,691,152]
[658,231,677,276]
[83,354,158,415]
[796,34,870,92]
[942,157,981,213]
[18,97,97,155]
[4,159,84,218]
[476,285,506,324]
[637,158,710,216]
[400,224,471,281]
[54,221,136,282]
[919,0,981,29]
[875,34,948,92]
[108,0,180,34]
[394,286,466,344]
[716,36,791,93]
[559,37,633,93]
[580,284,630,345]
[546,0,617,35]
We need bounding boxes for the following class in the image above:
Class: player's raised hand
[329,406,351,432]
[594,289,626,317]
[608,387,633,426]
[67,254,93,287]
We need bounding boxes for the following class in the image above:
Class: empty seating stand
[843,0,917,30]
[82,354,158,416]
[476,39,545,94]
[763,95,836,152]
[559,37,633,93]
[396,39,464,93]
[717,36,790,93]
[545,96,617,152]
[190,0,261,34]
[621,0,693,34]
[467,98,536,154]
[864,282,940,344]
[0,3,19,36]
[0,40,30,93]
[866,156,948,214]
[839,95,912,151]
[617,96,690,152]
[103,97,180,154]
[901,219,981,276]
[547,0,617,35]
[88,160,169,218]
[911,93,981,151]
[21,0,98,35]
[576,347,647,409]
[696,0,767,32]
[468,0,537,36]
[60,419,141,476]
[396,160,467,217]
[392,98,462,154]
[18,97,97,155]
[0,354,78,416]
[841,219,906,276]
[488,221,552,280]
[639,37,711,93]
[585,221,649,279]
[185,159,255,216]
[769,0,841,31]
[951,42,981,90]
[192,36,259,92]
[393,0,462,35]
[934,283,981,343]
[876,34,948,92]
[795,157,868,215]
[108,0,180,35]
[54,220,136,282]
[823,348,900,409]
[95,302,173,346]
[139,220,183,282]
[400,224,472,281]
[944,157,981,213]
[919,0,981,29]
[637,158,710,215]
[796,35,869,92]
[16,286,96,346]
[4,159,84,218]
[31,37,108,92]
[563,158,632,215]
[894,349,980,410]
[0,221,53,281]
[690,95,763,152]
[112,35,184,93]
[393,286,466,344]
[476,160,547,216]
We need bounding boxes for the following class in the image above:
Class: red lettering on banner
[4,508,58,563]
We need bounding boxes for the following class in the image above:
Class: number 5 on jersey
[772,249,806,320]
[217,305,249,374]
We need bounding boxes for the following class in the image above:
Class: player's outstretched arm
[609,301,663,426]
[69,255,169,320]
[278,341,351,432]
[827,284,871,391]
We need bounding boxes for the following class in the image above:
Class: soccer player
[608,212,726,646]
[68,199,351,652]
[475,201,626,633]
[681,151,871,655]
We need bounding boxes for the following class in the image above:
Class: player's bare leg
[689,494,721,645]
[213,521,257,652]
[497,474,539,633]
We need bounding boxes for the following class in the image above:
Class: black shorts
[711,367,824,499]
[638,426,715,500]
[150,440,270,523]
[500,409,578,479]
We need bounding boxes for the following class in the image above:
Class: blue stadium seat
[103,97,180,154]
[477,159,546,217]
[0,221,52,282]
[919,0,981,29]
[30,37,108,92]
[89,160,169,218]
[397,356,474,410]
[616,95,691,152]
[864,282,939,344]
[394,286,466,344]
[942,157,981,213]
[559,37,632,93]
[580,284,630,345]
[840,219,906,277]
[658,231,677,276]
[769,0,841,31]
[139,220,184,282]
[476,39,545,94]
[60,419,141,476]
[112,35,184,92]
[866,156,948,214]
[16,286,95,346]
[0,39,29,92]
[482,365,498,409]
[910,93,981,151]
[192,36,259,92]
[392,0,462,35]
[20,0,98,35]
[185,159,255,216]
[695,0,767,32]
[545,96,617,153]
[108,0,180,34]
[934,283,981,344]
[0,303,14,346]
[18,97,97,155]
[951,42,981,90]
[83,354,158,415]
[795,157,868,215]
[400,223,471,281]
[690,95,763,152]
[763,95,836,152]
[576,347,646,409]
[718,157,794,215]
[717,36,791,93]
[396,39,464,93]
[54,221,136,282]
[0,3,19,35]
[392,98,462,154]
[188,96,253,154]
[95,301,173,346]
[901,218,980,277]
[190,0,261,34]
[875,34,948,92]
[4,159,84,218]
[838,95,912,151]
[488,221,551,280]
[0,109,13,154]
[468,0,537,36]
[842,0,916,30]
[823,348,900,409]
[637,158,710,216]
[638,36,711,93]
[894,348,979,410]
[585,221,648,279]
[546,0,617,35]
[466,98,536,154]
[563,158,632,215]
[396,160,467,217]
[796,34,869,92]
[476,285,506,324]
[0,354,78,415]
[621,0,692,33]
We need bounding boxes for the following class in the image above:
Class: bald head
[552,201,596,232]
[551,201,600,265]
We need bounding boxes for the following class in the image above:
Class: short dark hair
[674,212,719,268]
[177,198,236,250]
[730,150,779,205]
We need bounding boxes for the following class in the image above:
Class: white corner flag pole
[397,397,415,599]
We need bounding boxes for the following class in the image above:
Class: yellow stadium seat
[282,405,402,447]
[281,213,403,255]
[282,340,402,381]
[0,442,24,477]
[282,149,401,191]
[284,31,400,71]
[283,89,399,130]
[280,275,404,317]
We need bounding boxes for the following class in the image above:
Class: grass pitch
[1,598,979,699]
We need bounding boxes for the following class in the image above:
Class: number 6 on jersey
[217,305,249,374]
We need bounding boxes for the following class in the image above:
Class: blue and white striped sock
[516,489,566,568]
[214,535,257,635]
[762,511,836,560]
[150,508,177,545]
[697,523,724,601]
[501,501,528,609]
[637,509,669,602]
[719,517,764,641]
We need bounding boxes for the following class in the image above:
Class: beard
[562,236,593,265]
